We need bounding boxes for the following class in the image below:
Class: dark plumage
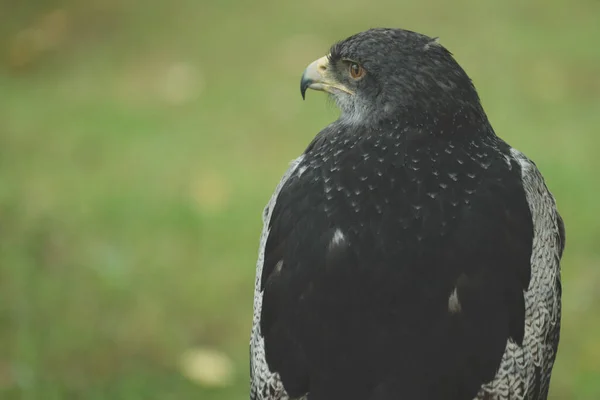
[250,28,565,400]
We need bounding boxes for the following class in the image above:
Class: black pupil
[352,64,360,76]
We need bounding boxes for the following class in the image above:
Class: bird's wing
[255,136,556,400]
[250,156,305,400]
[475,148,565,400]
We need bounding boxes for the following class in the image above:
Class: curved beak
[300,55,353,100]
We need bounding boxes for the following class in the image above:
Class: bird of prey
[250,28,565,400]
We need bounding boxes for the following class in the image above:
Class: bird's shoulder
[265,125,533,263]
[262,127,533,320]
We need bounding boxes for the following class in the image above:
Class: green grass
[1,0,600,398]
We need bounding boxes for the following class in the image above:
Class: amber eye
[349,63,365,79]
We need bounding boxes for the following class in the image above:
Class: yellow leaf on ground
[179,348,235,387]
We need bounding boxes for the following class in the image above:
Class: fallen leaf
[179,347,235,387]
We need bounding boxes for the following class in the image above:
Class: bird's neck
[336,101,493,139]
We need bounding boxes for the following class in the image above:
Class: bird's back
[250,123,564,400]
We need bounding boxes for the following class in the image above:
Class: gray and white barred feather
[250,157,305,400]
[475,149,562,400]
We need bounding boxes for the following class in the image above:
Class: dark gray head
[301,28,485,126]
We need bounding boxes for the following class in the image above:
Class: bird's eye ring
[349,63,365,79]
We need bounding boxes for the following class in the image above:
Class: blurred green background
[1,0,599,399]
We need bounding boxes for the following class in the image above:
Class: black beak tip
[300,75,311,100]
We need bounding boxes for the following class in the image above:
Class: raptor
[250,28,565,400]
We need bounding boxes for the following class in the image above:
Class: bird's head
[300,28,484,125]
